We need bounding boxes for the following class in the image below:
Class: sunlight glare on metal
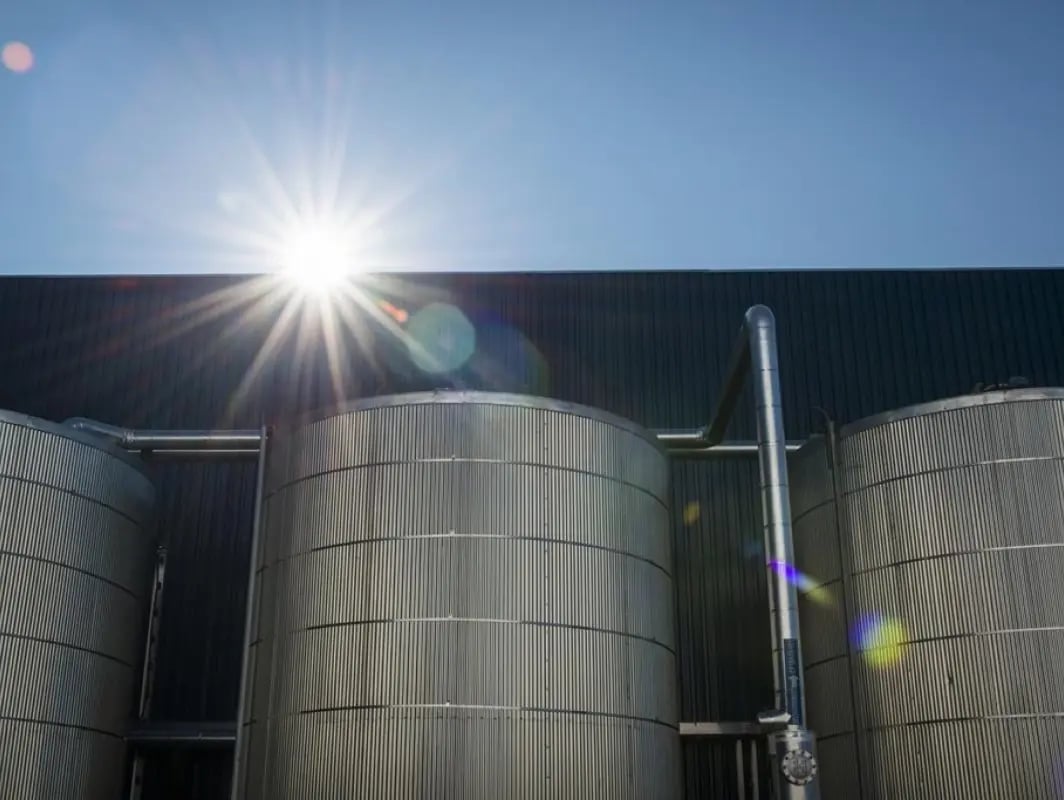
[405,302,476,373]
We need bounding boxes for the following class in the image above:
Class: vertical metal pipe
[230,426,269,800]
[736,738,747,799]
[676,304,816,796]
[702,305,807,726]
[750,738,760,800]
[745,305,806,726]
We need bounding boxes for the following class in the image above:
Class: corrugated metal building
[0,269,1061,798]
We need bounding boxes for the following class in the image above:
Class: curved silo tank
[240,392,681,799]
[0,412,156,798]
[791,389,1064,799]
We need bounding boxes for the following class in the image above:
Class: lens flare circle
[852,613,907,667]
[682,502,700,526]
[1,41,34,73]
[769,559,832,606]
[406,303,476,373]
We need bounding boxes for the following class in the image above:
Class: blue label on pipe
[783,637,803,726]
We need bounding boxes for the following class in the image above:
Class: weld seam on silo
[855,625,1064,647]
[790,497,838,523]
[794,575,842,591]
[0,716,125,737]
[845,544,1064,577]
[293,618,677,654]
[0,550,144,598]
[813,732,850,742]
[827,711,1064,733]
[803,654,852,672]
[838,457,1064,497]
[0,631,136,667]
[258,536,673,577]
[284,705,679,729]
[261,460,671,509]
[0,474,144,525]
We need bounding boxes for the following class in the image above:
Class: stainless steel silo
[791,389,1064,799]
[237,392,681,799]
[0,411,156,799]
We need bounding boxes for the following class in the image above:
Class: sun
[277,220,358,293]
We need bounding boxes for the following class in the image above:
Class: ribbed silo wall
[792,389,1064,799]
[0,411,156,799]
[237,392,681,799]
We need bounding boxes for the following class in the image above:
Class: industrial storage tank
[237,392,681,799]
[0,411,156,798]
[791,389,1064,799]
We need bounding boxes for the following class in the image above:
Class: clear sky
[2,0,1063,274]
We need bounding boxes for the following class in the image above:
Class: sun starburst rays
[110,51,463,422]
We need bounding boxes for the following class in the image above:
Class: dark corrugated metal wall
[0,270,1062,798]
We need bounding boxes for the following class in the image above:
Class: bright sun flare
[278,221,358,292]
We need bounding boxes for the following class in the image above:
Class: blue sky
[2,0,1063,273]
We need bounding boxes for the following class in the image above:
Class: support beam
[230,426,269,799]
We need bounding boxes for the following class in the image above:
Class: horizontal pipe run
[679,721,771,737]
[66,417,804,459]
[131,719,769,744]
[139,449,260,462]
[67,419,805,459]
[654,428,709,448]
[123,431,263,450]
[65,417,262,453]
[126,721,237,748]
[660,439,804,458]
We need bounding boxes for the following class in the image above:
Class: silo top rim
[284,390,664,451]
[841,387,1064,437]
[0,408,150,472]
